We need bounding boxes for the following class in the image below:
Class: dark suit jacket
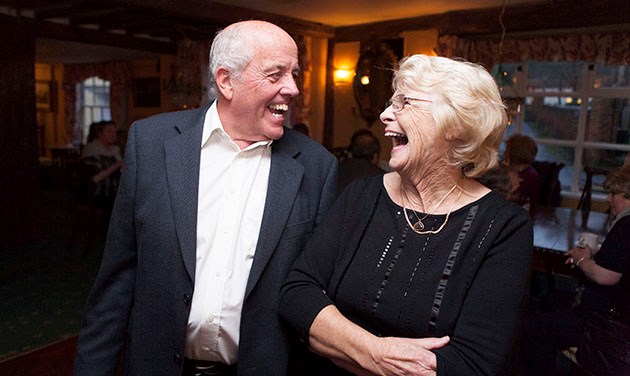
[73,105,338,376]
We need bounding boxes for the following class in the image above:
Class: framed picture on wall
[133,77,161,107]
[35,80,52,112]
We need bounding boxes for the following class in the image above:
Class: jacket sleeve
[73,123,140,376]
[279,178,371,341]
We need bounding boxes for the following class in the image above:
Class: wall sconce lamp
[334,68,354,84]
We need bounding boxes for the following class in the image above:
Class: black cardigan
[280,175,533,375]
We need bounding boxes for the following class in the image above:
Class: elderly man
[73,20,338,376]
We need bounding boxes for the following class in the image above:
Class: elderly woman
[279,55,532,375]
[79,120,123,223]
[523,166,630,375]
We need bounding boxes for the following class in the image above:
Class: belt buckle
[194,363,228,376]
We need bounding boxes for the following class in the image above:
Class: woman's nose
[380,104,395,124]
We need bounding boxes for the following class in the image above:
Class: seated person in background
[477,162,520,202]
[80,120,123,224]
[522,166,630,375]
[504,133,540,215]
[280,54,532,375]
[337,129,385,192]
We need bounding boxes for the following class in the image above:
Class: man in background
[338,129,385,192]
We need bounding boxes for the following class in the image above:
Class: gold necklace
[401,183,460,235]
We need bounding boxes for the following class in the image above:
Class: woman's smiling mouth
[385,131,408,147]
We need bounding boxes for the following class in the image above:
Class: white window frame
[77,76,112,144]
[499,62,630,199]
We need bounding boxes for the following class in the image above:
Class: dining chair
[576,166,608,228]
[532,161,564,208]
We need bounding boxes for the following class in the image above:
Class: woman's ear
[215,67,233,100]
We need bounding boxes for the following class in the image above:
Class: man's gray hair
[207,23,255,100]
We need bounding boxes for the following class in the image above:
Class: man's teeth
[269,104,288,111]
[268,104,288,117]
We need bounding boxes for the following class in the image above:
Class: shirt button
[202,346,210,351]
[206,315,215,324]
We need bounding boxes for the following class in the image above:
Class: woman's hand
[309,305,449,376]
[364,336,450,376]
[565,246,591,267]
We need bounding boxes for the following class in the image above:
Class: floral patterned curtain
[165,38,208,109]
[436,31,630,70]
[62,61,132,145]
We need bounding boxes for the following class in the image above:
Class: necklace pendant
[413,220,425,231]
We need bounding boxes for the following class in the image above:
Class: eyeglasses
[386,94,433,112]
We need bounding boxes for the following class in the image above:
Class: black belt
[183,358,237,376]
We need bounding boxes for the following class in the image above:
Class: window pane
[536,144,575,191]
[585,97,630,146]
[527,61,584,92]
[492,63,521,95]
[522,96,579,140]
[582,148,626,171]
[95,88,109,106]
[593,64,630,89]
[579,149,627,195]
[84,87,94,105]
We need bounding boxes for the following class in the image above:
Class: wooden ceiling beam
[28,16,177,55]
[108,0,335,38]
[335,0,630,42]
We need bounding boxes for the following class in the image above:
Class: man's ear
[215,67,233,100]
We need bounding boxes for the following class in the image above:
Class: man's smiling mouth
[268,103,289,117]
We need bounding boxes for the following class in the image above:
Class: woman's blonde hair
[392,54,507,178]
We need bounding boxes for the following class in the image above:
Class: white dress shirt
[185,102,271,364]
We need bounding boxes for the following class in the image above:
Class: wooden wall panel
[0,17,40,254]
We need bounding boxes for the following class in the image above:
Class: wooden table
[533,207,609,254]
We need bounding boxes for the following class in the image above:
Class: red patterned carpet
[0,336,77,376]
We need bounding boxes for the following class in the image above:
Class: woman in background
[80,120,123,224]
[523,166,630,375]
[504,133,540,215]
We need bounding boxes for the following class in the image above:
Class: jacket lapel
[164,109,205,281]
[245,139,303,298]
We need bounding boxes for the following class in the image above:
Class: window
[77,76,111,144]
[495,62,630,197]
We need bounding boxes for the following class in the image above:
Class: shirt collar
[202,101,273,151]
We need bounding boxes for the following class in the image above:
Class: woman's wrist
[576,257,592,268]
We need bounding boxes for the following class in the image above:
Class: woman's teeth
[385,131,408,145]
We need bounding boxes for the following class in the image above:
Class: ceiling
[210,0,544,28]
[0,0,626,64]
